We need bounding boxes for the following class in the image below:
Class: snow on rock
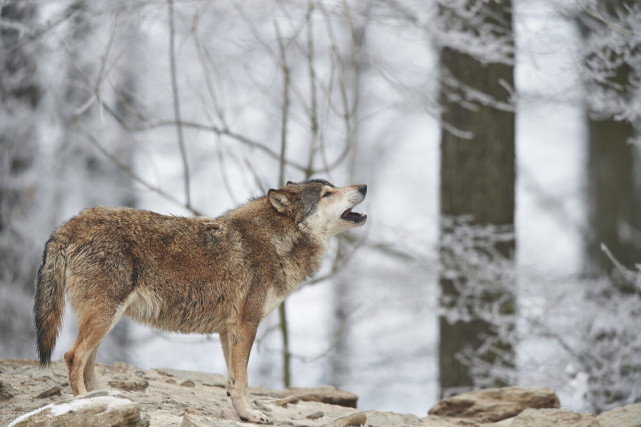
[8,389,148,427]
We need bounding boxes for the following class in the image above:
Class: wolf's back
[33,233,68,367]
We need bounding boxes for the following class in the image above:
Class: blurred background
[1,0,640,417]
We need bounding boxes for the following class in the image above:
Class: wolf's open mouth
[341,208,367,223]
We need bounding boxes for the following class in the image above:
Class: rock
[108,379,150,392]
[367,411,434,426]
[4,360,640,427]
[156,368,175,377]
[272,396,300,407]
[181,414,243,426]
[8,390,149,427]
[35,385,62,399]
[306,411,324,419]
[0,380,17,401]
[428,386,560,423]
[282,385,358,408]
[329,410,367,426]
[511,408,600,426]
[597,402,641,427]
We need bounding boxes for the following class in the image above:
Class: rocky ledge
[1,359,639,426]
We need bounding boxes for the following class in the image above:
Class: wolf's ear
[268,189,294,215]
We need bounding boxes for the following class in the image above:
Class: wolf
[33,179,367,423]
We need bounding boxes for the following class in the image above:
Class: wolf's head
[268,179,367,239]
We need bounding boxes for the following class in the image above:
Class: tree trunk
[437,0,516,397]
[578,0,641,412]
[585,119,639,278]
[580,0,641,281]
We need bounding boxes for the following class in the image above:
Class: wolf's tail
[33,234,68,367]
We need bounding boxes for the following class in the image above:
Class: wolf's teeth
[361,211,366,217]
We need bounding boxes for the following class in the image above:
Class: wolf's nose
[358,184,367,196]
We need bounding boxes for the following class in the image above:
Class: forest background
[1,0,640,417]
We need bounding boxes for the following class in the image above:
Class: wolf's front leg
[229,322,272,424]
[219,331,233,395]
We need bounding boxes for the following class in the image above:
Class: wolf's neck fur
[223,197,328,319]
[227,197,328,293]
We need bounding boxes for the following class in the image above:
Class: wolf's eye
[322,191,332,198]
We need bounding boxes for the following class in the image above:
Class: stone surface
[510,408,600,427]
[0,380,17,401]
[1,359,638,427]
[306,411,324,420]
[108,379,150,392]
[35,384,62,398]
[181,414,244,426]
[597,402,641,427]
[282,385,359,408]
[8,390,149,427]
[428,386,560,423]
[0,360,375,426]
[329,410,367,426]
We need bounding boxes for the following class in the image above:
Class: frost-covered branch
[576,0,641,121]
[601,243,641,293]
[434,0,515,66]
[437,216,517,392]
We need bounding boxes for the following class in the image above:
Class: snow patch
[8,395,134,426]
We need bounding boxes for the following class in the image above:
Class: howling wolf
[33,179,367,423]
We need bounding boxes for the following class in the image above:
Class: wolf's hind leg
[64,314,112,395]
[83,346,100,391]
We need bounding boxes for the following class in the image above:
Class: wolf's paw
[239,408,273,424]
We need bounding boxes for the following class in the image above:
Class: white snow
[8,395,134,426]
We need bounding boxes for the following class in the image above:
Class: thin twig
[601,244,641,292]
[275,22,290,188]
[167,0,192,210]
[275,20,292,388]
[580,5,635,37]
[305,2,319,177]
[317,2,358,173]
[74,117,203,217]
[93,95,309,172]
[190,12,228,128]
[341,0,366,177]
